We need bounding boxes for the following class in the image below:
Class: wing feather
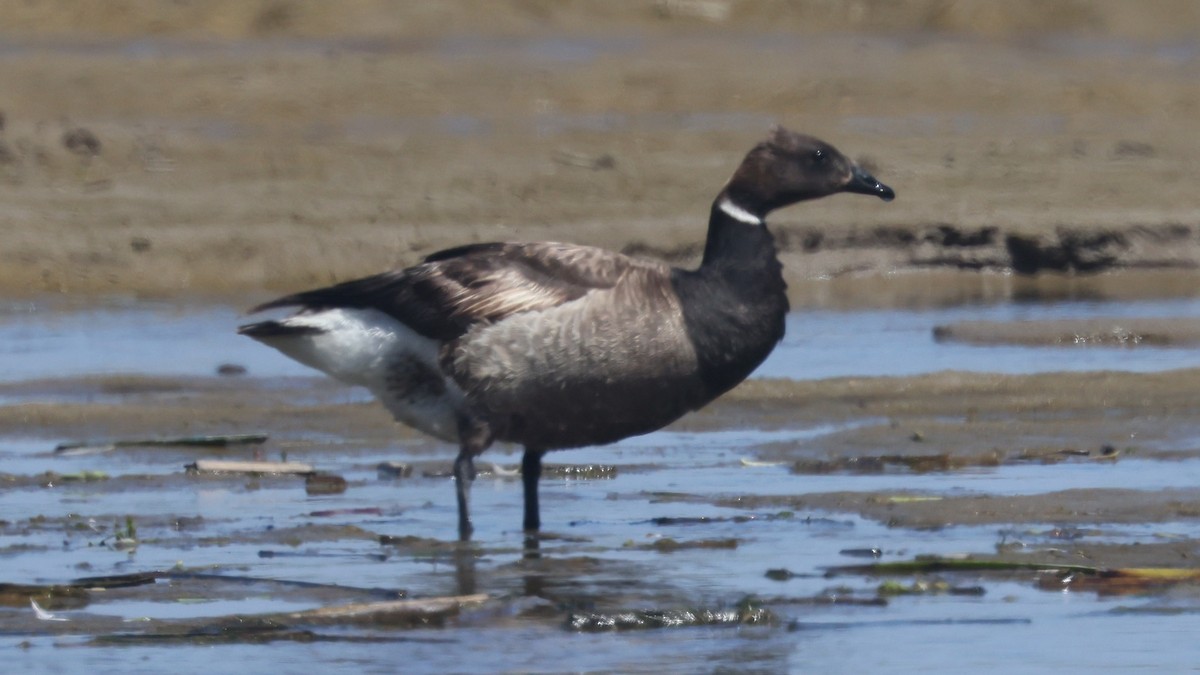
[249,242,665,341]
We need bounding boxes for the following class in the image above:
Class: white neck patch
[717,196,763,226]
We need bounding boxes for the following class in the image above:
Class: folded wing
[251,242,661,341]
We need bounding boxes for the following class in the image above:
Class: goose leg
[455,417,493,541]
[521,447,544,532]
[453,450,477,540]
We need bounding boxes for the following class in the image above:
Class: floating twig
[740,457,787,467]
[186,459,313,475]
[287,594,488,622]
[57,434,269,454]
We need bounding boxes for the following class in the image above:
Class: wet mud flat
[3,354,1200,671]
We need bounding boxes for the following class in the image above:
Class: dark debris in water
[56,433,269,454]
[766,568,794,581]
[1014,445,1123,463]
[645,511,795,527]
[791,453,997,475]
[305,472,348,495]
[840,547,884,559]
[0,583,91,610]
[163,570,407,600]
[825,556,1101,577]
[632,537,739,553]
[0,569,163,609]
[3,568,412,614]
[376,461,413,478]
[91,618,305,646]
[645,491,700,504]
[72,571,159,589]
[257,549,388,562]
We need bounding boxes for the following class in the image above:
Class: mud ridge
[774,222,1199,276]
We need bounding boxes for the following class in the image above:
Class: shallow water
[7,296,1200,384]
[765,297,1200,380]
[3,296,1200,672]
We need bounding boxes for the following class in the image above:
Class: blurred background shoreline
[0,0,1195,305]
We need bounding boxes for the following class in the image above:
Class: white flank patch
[256,307,463,442]
[263,308,424,387]
[717,196,762,225]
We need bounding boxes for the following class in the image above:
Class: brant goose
[239,127,894,539]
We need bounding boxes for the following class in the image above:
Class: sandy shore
[0,0,1196,305]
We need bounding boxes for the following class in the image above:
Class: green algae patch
[828,556,1200,596]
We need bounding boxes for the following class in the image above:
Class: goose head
[720,126,894,221]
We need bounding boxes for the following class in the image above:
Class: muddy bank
[0,1,1196,304]
[6,1,1200,42]
[718,367,1200,448]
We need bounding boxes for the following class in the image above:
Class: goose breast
[445,265,706,448]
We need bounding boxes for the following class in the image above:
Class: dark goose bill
[845,165,895,202]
